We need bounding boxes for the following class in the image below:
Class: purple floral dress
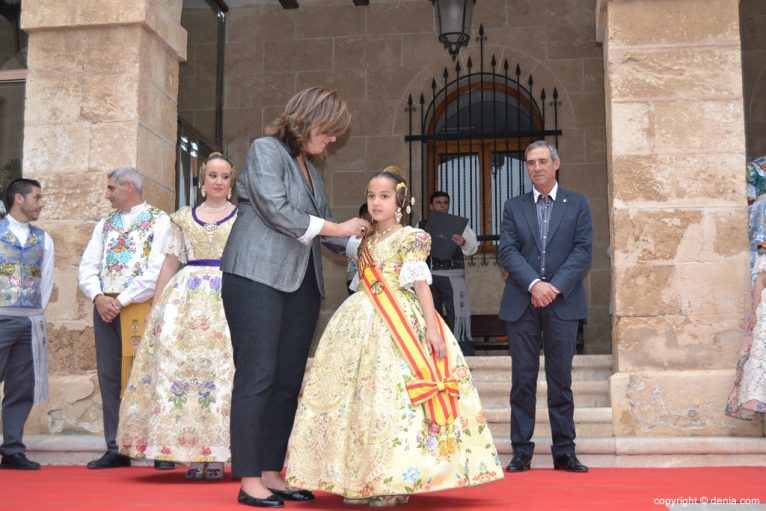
[117,206,236,462]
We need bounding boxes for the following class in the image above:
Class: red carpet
[2,466,765,510]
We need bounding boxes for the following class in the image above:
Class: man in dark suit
[498,141,592,473]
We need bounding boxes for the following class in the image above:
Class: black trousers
[93,309,123,453]
[431,274,474,356]
[505,305,578,459]
[0,315,34,456]
[222,264,320,478]
[431,274,455,329]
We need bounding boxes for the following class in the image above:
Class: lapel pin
[563,197,567,203]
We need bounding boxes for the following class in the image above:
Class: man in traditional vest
[421,191,478,356]
[78,167,171,469]
[0,179,54,470]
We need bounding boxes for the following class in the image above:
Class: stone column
[17,1,185,433]
[597,0,762,436]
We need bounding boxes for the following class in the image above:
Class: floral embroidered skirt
[117,266,233,462]
[285,291,503,498]
[726,333,766,419]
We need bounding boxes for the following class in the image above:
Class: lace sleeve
[399,260,432,289]
[163,218,188,264]
[755,252,766,274]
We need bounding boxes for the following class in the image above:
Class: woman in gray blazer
[220,87,370,508]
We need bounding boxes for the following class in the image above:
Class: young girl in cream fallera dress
[285,167,503,507]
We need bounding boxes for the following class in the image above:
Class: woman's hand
[327,217,371,238]
[426,327,447,360]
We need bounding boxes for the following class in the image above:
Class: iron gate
[405,25,563,261]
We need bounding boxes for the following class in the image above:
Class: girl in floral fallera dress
[285,167,503,507]
[726,242,766,419]
[117,153,237,480]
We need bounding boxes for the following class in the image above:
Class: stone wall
[222,0,612,353]
[599,0,759,436]
[6,0,187,436]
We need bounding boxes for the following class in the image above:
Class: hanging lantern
[431,0,476,58]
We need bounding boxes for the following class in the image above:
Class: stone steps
[465,355,614,383]
[21,434,766,468]
[12,356,766,467]
[473,379,610,408]
[468,355,614,438]
[493,436,766,468]
[485,406,614,437]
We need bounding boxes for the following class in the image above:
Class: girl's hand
[426,328,447,360]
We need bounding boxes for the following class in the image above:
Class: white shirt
[459,225,478,257]
[532,182,559,204]
[78,202,171,307]
[0,214,55,317]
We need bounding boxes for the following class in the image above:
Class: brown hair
[369,165,409,209]
[265,87,351,160]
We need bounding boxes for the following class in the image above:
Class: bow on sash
[357,236,459,428]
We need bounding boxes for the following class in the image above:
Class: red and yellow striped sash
[358,237,459,426]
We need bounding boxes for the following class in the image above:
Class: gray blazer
[497,186,593,323]
[220,136,347,297]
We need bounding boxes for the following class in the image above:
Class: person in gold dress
[117,153,237,480]
[285,167,503,507]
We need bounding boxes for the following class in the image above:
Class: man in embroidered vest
[0,179,54,471]
[420,191,479,356]
[78,167,171,470]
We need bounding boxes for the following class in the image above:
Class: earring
[200,185,206,198]
[395,207,402,223]
[227,189,232,200]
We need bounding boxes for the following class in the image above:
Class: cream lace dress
[285,227,503,498]
[117,206,236,462]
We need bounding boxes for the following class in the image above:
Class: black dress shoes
[237,489,284,508]
[0,452,41,470]
[154,460,176,470]
[553,453,589,472]
[505,452,532,472]
[87,451,131,469]
[267,488,316,501]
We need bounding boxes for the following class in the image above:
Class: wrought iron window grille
[405,24,563,265]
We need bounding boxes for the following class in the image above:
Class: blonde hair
[265,87,351,160]
[198,152,236,186]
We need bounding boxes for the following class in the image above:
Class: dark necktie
[536,194,553,278]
